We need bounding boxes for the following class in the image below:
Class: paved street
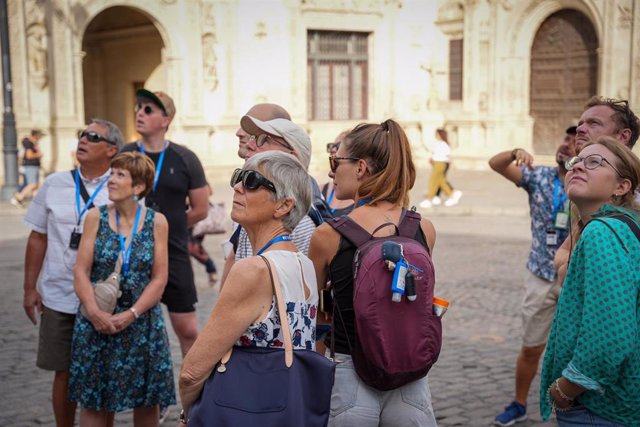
[0,167,557,426]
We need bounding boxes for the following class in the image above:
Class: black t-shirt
[327,226,429,354]
[121,142,207,259]
[22,138,40,167]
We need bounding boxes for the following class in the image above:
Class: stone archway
[530,9,598,154]
[82,6,165,141]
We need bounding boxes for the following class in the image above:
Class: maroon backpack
[328,209,442,391]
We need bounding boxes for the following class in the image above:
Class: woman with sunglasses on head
[179,151,318,421]
[69,151,175,426]
[539,136,640,427]
[308,119,438,426]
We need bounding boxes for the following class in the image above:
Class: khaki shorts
[521,270,561,347]
[36,306,76,371]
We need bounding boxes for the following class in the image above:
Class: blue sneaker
[494,401,527,426]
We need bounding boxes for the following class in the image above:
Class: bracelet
[180,409,188,424]
[547,381,575,413]
[129,307,140,319]
[554,378,575,402]
[511,148,520,161]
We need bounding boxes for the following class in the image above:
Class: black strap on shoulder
[586,212,640,254]
[612,213,640,243]
[70,169,94,210]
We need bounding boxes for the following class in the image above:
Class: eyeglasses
[134,103,166,116]
[329,155,360,173]
[248,133,294,151]
[565,154,623,176]
[78,130,115,145]
[230,168,277,193]
[326,142,340,154]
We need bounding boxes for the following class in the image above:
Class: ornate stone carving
[202,33,218,91]
[618,1,632,28]
[25,0,48,89]
[200,1,219,91]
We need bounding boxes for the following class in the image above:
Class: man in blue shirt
[488,126,576,426]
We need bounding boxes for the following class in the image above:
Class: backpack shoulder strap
[398,208,421,238]
[591,212,640,244]
[326,216,372,247]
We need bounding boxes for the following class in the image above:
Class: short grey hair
[90,118,124,155]
[244,151,311,232]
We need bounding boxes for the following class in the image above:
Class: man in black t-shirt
[121,89,208,358]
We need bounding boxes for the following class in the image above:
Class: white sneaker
[450,190,463,201]
[431,196,442,206]
[10,197,24,208]
[444,197,459,207]
[419,199,433,208]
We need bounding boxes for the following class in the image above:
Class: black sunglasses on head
[230,168,277,193]
[78,130,115,145]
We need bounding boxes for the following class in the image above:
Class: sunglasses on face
[248,133,294,151]
[230,168,277,193]
[565,154,623,176]
[329,155,360,173]
[134,103,166,116]
[78,130,115,145]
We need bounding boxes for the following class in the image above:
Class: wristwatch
[511,148,520,161]
[180,409,187,425]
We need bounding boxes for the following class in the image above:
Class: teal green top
[540,205,640,425]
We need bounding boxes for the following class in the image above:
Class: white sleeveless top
[237,251,319,350]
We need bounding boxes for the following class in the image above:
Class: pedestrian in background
[489,126,576,426]
[420,128,462,208]
[12,129,45,208]
[22,119,123,427]
[540,137,640,426]
[70,151,175,426]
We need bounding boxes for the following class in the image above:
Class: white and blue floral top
[237,251,319,351]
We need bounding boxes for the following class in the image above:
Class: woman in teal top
[540,137,640,426]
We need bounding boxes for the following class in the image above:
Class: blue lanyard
[138,141,168,192]
[357,197,373,207]
[75,169,109,226]
[327,188,336,214]
[552,175,567,218]
[256,235,292,255]
[115,204,142,276]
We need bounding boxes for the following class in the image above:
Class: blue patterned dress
[69,205,176,412]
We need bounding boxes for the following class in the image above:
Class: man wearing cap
[489,126,576,426]
[220,108,319,285]
[22,119,123,427]
[12,129,45,207]
[121,89,209,358]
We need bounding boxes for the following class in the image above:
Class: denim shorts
[556,406,629,427]
[329,353,437,427]
[23,165,39,185]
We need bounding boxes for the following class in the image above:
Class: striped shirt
[234,215,317,260]
[24,169,111,314]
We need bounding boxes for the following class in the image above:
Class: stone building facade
[1,0,638,179]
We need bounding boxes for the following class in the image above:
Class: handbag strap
[218,255,295,369]
[261,255,294,367]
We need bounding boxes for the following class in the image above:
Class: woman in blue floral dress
[540,137,640,426]
[70,152,175,425]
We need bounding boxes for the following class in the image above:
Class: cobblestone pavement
[0,168,557,426]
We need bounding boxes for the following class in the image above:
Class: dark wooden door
[530,9,598,154]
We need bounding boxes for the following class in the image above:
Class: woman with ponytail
[309,119,438,426]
